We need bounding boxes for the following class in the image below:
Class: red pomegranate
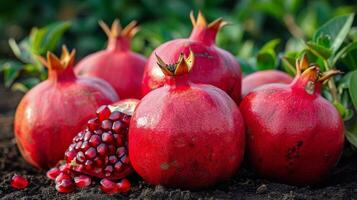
[240,56,344,185]
[142,11,242,103]
[129,51,245,189]
[14,47,119,169]
[242,70,293,97]
[75,19,147,99]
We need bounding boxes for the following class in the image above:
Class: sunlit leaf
[348,70,357,110]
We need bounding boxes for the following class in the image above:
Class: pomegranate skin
[240,66,344,185]
[75,20,147,99]
[14,48,118,169]
[242,70,293,97]
[129,52,245,189]
[142,12,242,103]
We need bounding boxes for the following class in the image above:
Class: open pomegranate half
[63,99,138,180]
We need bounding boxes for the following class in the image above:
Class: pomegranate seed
[46,167,61,180]
[118,179,131,192]
[109,155,118,164]
[109,111,122,121]
[89,135,101,146]
[121,155,130,164]
[56,179,75,193]
[75,141,83,150]
[114,134,123,146]
[94,129,103,135]
[11,175,29,189]
[96,105,111,121]
[85,147,97,159]
[121,115,131,124]
[55,172,71,183]
[76,151,86,163]
[116,147,126,157]
[81,141,91,151]
[85,160,94,170]
[59,163,71,173]
[74,175,91,188]
[65,150,76,161]
[102,132,113,143]
[84,131,92,141]
[101,120,113,131]
[100,179,119,194]
[112,121,124,134]
[97,143,108,156]
[108,145,116,154]
[114,162,123,171]
[87,118,99,131]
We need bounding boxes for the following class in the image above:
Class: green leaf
[348,70,357,110]
[41,21,71,53]
[305,42,332,59]
[11,77,40,92]
[1,62,23,87]
[341,42,357,70]
[313,13,354,53]
[346,124,357,148]
[333,101,353,121]
[256,39,281,70]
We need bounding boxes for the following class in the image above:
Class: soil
[0,86,356,200]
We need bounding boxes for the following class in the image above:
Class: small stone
[256,184,267,194]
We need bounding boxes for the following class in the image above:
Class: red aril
[56,179,75,193]
[129,51,245,189]
[11,175,29,189]
[75,19,147,99]
[142,11,242,103]
[74,175,92,188]
[240,56,344,185]
[14,47,118,169]
[46,167,61,180]
[242,70,293,97]
[100,178,119,194]
[117,179,131,192]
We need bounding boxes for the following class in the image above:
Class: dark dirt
[0,86,357,200]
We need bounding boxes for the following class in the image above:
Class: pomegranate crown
[155,50,194,76]
[190,10,229,31]
[99,19,139,39]
[37,45,76,71]
[295,54,342,94]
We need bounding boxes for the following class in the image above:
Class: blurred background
[0,0,356,91]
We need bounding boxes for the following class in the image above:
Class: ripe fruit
[142,11,242,103]
[240,56,344,185]
[11,175,29,189]
[56,179,75,193]
[75,19,147,99]
[46,167,61,180]
[64,105,133,180]
[14,47,118,169]
[129,51,245,189]
[242,70,293,97]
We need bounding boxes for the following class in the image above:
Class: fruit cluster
[12,11,344,194]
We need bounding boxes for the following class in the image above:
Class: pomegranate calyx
[155,49,194,76]
[37,46,75,71]
[190,11,228,30]
[99,19,139,39]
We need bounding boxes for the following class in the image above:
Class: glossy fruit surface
[240,57,344,185]
[75,19,146,99]
[64,104,134,180]
[242,70,293,97]
[142,11,242,103]
[14,47,118,169]
[130,51,245,189]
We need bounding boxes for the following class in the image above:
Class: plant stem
[323,59,339,103]
[283,14,305,39]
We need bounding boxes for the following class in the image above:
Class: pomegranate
[74,175,92,188]
[11,175,29,189]
[142,11,242,103]
[75,19,147,99]
[129,51,245,189]
[242,70,293,97]
[240,56,344,185]
[63,104,135,180]
[14,47,118,169]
